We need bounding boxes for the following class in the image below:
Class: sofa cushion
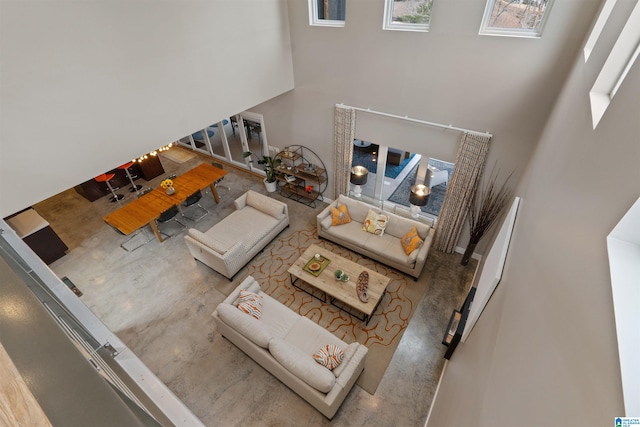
[187,228,231,254]
[330,204,351,226]
[384,214,429,239]
[337,195,369,223]
[216,303,272,348]
[323,221,369,249]
[237,290,263,319]
[269,337,336,393]
[364,233,415,266]
[362,209,389,236]
[284,316,347,354]
[259,293,300,339]
[313,344,345,370]
[416,224,431,240]
[246,191,285,219]
[213,207,279,252]
[400,226,423,255]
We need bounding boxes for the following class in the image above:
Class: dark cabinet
[137,155,165,180]
[4,208,68,265]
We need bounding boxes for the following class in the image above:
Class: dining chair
[107,223,153,252]
[156,205,186,239]
[181,190,208,222]
[211,162,231,193]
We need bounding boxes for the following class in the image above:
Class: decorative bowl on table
[308,262,322,272]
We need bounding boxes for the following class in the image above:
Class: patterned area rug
[234,225,432,395]
[160,146,197,163]
[388,159,455,216]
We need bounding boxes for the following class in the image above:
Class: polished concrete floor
[37,152,476,427]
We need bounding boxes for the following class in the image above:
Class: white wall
[427,0,639,424]
[0,0,294,216]
[252,0,601,253]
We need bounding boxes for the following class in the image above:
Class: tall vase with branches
[461,169,514,266]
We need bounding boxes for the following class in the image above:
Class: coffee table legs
[289,274,385,325]
[329,288,386,326]
[289,274,328,303]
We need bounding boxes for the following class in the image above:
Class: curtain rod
[336,103,492,138]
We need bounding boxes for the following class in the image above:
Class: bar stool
[118,161,142,194]
[95,173,124,203]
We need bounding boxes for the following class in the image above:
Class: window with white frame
[309,0,346,27]
[589,1,640,128]
[583,0,618,62]
[480,0,554,38]
[383,0,434,32]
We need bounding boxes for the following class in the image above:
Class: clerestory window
[479,0,554,38]
[589,1,640,128]
[309,0,346,27]
[383,0,434,32]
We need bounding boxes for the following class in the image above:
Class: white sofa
[212,276,368,419]
[317,195,435,279]
[184,190,289,279]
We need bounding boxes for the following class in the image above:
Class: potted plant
[462,169,514,266]
[243,151,281,192]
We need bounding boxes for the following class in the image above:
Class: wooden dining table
[104,163,227,242]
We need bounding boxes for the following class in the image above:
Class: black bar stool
[118,161,142,194]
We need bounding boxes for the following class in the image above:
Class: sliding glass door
[177,111,269,175]
[350,139,454,220]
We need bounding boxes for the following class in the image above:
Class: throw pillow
[313,344,345,370]
[330,204,352,226]
[401,226,423,255]
[362,209,389,236]
[237,289,263,319]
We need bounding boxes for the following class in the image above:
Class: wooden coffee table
[288,244,390,325]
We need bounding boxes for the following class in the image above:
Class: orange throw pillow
[400,226,423,255]
[313,344,345,370]
[330,204,352,226]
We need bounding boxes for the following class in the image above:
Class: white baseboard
[424,359,449,427]
[454,245,482,261]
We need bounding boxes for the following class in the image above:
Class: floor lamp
[409,184,430,218]
[350,166,368,198]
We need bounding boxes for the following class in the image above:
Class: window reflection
[317,0,345,20]
[351,139,454,219]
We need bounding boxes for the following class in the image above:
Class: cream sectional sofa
[317,195,435,279]
[212,276,368,419]
[184,190,289,279]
